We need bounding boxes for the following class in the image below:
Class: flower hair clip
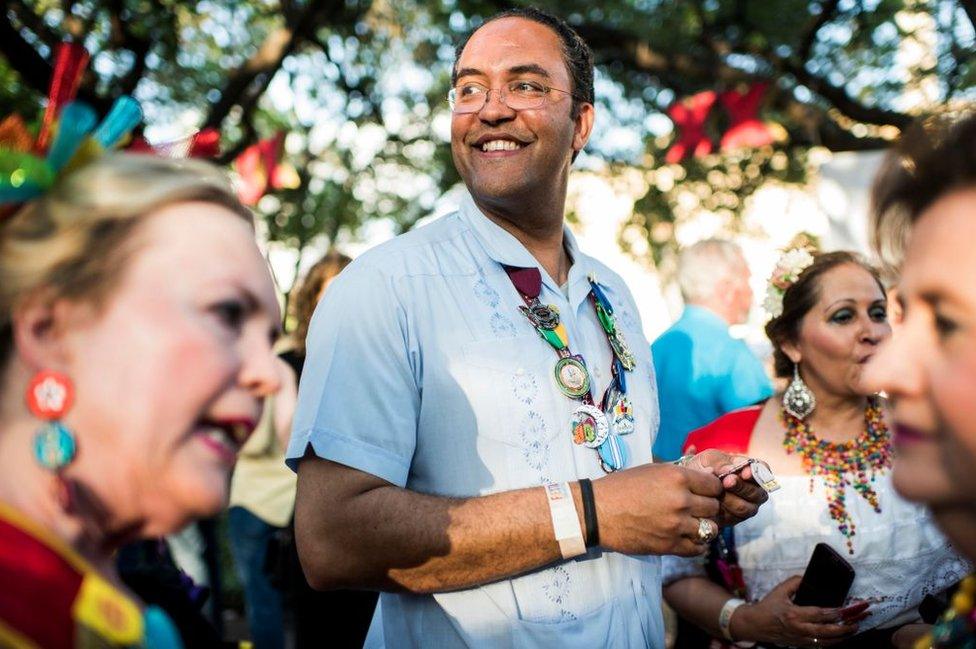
[1,42,142,215]
[763,248,815,318]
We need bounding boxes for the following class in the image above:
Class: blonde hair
[0,153,251,370]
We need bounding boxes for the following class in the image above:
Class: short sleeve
[285,262,419,487]
[717,342,773,413]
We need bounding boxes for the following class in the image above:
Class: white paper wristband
[544,482,586,559]
[719,597,748,643]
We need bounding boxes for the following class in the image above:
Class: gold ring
[697,518,715,543]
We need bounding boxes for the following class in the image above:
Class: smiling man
[287,8,768,648]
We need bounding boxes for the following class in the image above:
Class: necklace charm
[520,303,560,330]
[554,356,590,399]
[571,404,609,448]
[604,385,635,435]
[609,331,637,370]
[782,397,891,553]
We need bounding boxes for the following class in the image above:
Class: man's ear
[572,103,595,155]
[11,296,77,372]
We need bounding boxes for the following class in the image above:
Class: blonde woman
[0,154,281,647]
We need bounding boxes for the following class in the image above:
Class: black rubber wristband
[578,478,599,548]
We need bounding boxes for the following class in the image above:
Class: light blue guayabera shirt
[650,305,773,461]
[287,194,665,648]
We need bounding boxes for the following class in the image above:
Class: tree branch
[773,55,912,128]
[203,0,349,132]
[795,0,842,62]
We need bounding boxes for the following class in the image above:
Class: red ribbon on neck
[504,266,542,299]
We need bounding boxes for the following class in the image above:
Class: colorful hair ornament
[128,126,221,159]
[92,96,142,150]
[0,40,143,217]
[36,42,90,152]
[46,102,98,172]
[0,96,140,212]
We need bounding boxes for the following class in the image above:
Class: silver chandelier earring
[783,363,816,420]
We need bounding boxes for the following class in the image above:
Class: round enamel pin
[571,404,609,448]
[26,370,74,421]
[554,356,590,399]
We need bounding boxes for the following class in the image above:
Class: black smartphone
[792,543,856,608]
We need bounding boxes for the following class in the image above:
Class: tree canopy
[3,0,974,273]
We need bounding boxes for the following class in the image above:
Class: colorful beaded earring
[25,370,77,470]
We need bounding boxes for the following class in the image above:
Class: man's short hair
[676,239,745,303]
[451,7,595,120]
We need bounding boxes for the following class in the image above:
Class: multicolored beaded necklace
[781,396,892,554]
[914,575,976,649]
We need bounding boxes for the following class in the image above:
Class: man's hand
[593,463,724,557]
[683,449,770,527]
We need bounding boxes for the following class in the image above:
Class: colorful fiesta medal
[598,433,628,472]
[571,404,609,448]
[604,385,635,435]
[608,331,637,371]
[519,303,560,330]
[554,356,590,399]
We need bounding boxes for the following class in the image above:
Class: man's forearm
[295,459,583,594]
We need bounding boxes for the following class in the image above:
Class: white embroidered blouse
[663,472,970,629]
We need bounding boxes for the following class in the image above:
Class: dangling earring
[25,370,77,470]
[783,362,816,420]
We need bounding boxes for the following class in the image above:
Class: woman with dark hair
[865,110,976,648]
[226,250,353,649]
[662,250,966,649]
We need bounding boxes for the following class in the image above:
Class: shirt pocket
[460,334,561,450]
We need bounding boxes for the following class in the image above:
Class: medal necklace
[504,265,636,472]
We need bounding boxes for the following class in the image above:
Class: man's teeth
[482,140,522,152]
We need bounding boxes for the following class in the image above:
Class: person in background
[227,353,297,649]
[866,110,976,648]
[652,239,773,461]
[280,250,380,648]
[663,249,966,649]
[0,153,281,647]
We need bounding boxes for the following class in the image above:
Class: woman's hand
[730,576,870,648]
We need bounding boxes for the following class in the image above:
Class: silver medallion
[571,404,609,448]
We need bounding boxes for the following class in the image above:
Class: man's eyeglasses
[448,80,579,114]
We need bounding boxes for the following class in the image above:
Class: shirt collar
[458,192,593,306]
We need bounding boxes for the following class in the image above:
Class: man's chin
[468,177,534,207]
